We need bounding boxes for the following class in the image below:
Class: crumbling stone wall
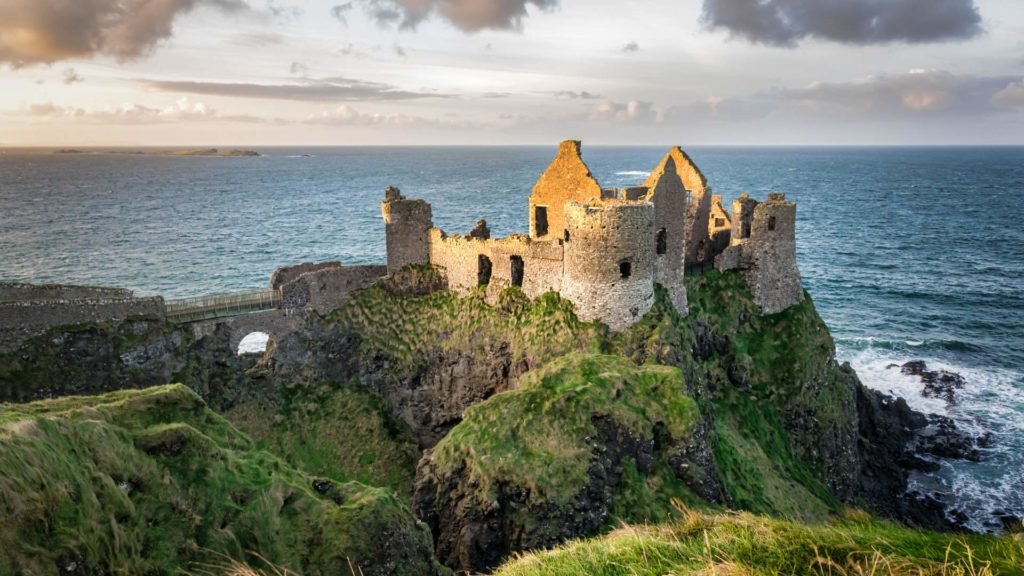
[561,201,656,331]
[731,193,758,246]
[0,296,166,353]
[0,283,133,302]
[714,193,803,314]
[381,186,433,273]
[270,261,342,291]
[642,154,689,314]
[280,265,388,315]
[708,195,732,257]
[428,230,563,301]
[742,193,804,314]
[528,141,602,240]
[648,147,711,267]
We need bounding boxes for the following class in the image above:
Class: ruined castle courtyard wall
[428,230,564,301]
[281,265,388,315]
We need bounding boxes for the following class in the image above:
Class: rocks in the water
[913,415,984,462]
[897,360,966,404]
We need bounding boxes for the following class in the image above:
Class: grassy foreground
[0,385,446,576]
[495,508,1024,576]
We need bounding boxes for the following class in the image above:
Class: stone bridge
[187,309,302,354]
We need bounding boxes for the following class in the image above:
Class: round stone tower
[561,200,656,331]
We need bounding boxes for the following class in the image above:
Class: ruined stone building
[381,140,805,330]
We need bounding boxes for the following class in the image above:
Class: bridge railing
[165,289,281,323]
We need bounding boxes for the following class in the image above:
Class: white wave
[840,342,1024,532]
[615,170,650,176]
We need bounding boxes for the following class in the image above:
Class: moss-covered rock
[0,385,448,576]
[413,353,721,573]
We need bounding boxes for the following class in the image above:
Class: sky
[1,0,1023,146]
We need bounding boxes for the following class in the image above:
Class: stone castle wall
[280,264,388,315]
[270,261,342,291]
[382,188,434,274]
[561,201,656,331]
[0,296,166,353]
[528,140,602,240]
[643,155,689,314]
[0,283,133,302]
[731,193,758,246]
[708,195,732,257]
[742,194,804,314]
[428,230,564,301]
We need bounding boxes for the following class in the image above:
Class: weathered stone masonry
[381,140,806,328]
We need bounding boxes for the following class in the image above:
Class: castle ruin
[382,140,804,330]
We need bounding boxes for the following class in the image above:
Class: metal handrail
[165,289,280,322]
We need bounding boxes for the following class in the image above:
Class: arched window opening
[655,228,667,255]
[238,332,270,356]
[478,255,493,287]
[510,256,525,287]
[619,261,632,279]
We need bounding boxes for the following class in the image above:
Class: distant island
[54,148,261,157]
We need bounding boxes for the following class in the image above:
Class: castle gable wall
[528,140,602,240]
[642,155,689,313]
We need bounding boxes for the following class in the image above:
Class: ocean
[1,145,1022,531]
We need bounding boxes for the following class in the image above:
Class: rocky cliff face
[0,267,979,574]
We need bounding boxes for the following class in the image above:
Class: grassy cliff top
[0,385,445,576]
[495,508,1024,576]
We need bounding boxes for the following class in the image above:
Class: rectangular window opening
[478,255,493,287]
[655,228,667,255]
[510,256,525,287]
[768,216,777,231]
[534,206,549,237]
[619,260,632,279]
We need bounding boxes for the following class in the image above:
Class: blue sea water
[1,146,1022,530]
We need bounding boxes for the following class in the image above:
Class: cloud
[62,68,83,84]
[589,100,661,123]
[772,70,1018,116]
[360,0,558,32]
[0,0,249,67]
[289,61,309,75]
[330,2,353,23]
[993,81,1024,109]
[621,41,639,53]
[303,104,429,126]
[393,44,408,57]
[700,0,983,47]
[553,90,601,100]
[140,76,450,101]
[22,97,265,124]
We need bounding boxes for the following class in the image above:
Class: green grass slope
[495,508,1024,576]
[0,385,447,576]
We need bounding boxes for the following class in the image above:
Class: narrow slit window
[534,206,549,237]
[563,229,570,242]
[510,256,525,287]
[477,255,493,287]
[742,222,751,238]
[655,228,667,255]
[768,216,776,231]
[619,261,632,279]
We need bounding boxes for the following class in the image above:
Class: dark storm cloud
[140,76,451,101]
[0,0,249,67]
[360,0,558,32]
[700,0,983,47]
